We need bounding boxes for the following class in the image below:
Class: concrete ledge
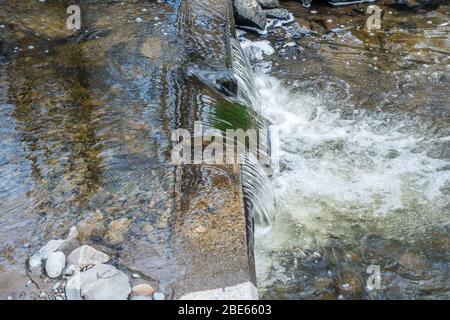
[179,282,258,300]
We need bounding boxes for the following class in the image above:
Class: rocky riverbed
[25,226,164,300]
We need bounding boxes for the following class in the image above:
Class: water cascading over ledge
[170,0,275,299]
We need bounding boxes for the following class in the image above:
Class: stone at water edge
[256,0,279,8]
[65,264,130,300]
[75,211,106,242]
[131,284,155,297]
[28,239,66,270]
[67,245,110,268]
[45,251,66,278]
[80,269,131,300]
[105,217,132,245]
[233,0,267,30]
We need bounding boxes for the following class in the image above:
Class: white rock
[67,245,110,268]
[29,239,66,270]
[80,268,131,300]
[65,264,131,300]
[65,264,117,300]
[45,251,66,278]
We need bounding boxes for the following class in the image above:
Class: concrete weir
[172,0,258,300]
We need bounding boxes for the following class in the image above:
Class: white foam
[239,38,275,61]
[255,72,449,219]
[237,35,450,288]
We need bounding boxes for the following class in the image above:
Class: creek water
[242,2,450,299]
[0,0,449,300]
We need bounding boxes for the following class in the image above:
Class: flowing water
[0,0,449,300]
[243,1,450,299]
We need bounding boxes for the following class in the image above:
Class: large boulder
[67,245,110,268]
[81,270,131,300]
[233,0,267,30]
[66,264,131,300]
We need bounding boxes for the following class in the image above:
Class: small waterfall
[230,38,262,112]
[229,38,275,226]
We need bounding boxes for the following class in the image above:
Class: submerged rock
[75,211,106,242]
[45,251,66,279]
[301,0,312,7]
[337,271,363,297]
[327,0,376,6]
[105,218,131,246]
[383,0,431,8]
[233,0,267,30]
[66,263,130,300]
[264,8,291,20]
[257,0,279,8]
[67,245,110,268]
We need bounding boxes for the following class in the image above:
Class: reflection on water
[0,0,183,295]
[0,0,257,299]
[252,1,450,299]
